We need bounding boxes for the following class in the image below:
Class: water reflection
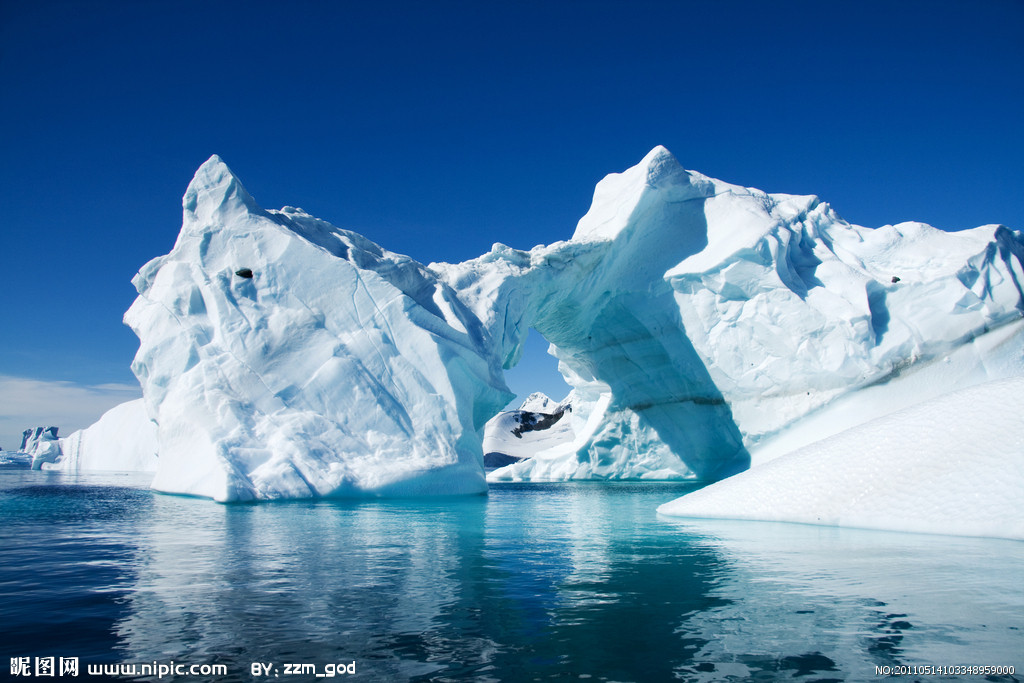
[115,496,478,678]
[112,483,731,680]
[3,471,1020,682]
[661,517,1024,681]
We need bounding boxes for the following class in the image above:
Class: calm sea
[0,465,1020,682]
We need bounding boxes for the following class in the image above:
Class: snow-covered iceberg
[126,156,511,501]
[120,147,1023,500]
[657,377,1024,541]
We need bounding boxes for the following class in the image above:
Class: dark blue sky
[1,0,1022,440]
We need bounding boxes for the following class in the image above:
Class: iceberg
[657,377,1024,541]
[441,149,755,482]
[116,147,1022,500]
[22,426,61,470]
[452,147,1024,482]
[125,156,512,501]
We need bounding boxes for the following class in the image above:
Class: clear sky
[1,0,1022,448]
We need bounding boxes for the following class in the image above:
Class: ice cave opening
[483,328,575,470]
[501,328,572,409]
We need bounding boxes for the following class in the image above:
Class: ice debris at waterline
[98,147,1022,501]
[658,377,1024,541]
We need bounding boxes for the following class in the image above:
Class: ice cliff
[118,148,1022,501]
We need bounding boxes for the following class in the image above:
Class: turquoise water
[1,466,1021,682]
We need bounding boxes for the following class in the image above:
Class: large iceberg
[448,147,1024,481]
[125,157,511,501]
[117,148,1022,501]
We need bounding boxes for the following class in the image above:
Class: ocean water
[1,465,1021,682]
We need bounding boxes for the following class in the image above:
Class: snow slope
[482,392,575,462]
[50,399,158,473]
[657,376,1024,540]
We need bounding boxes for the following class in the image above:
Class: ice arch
[122,147,1024,500]
[434,147,749,481]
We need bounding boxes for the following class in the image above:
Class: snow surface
[482,392,575,462]
[517,391,564,413]
[113,146,1023,500]
[657,377,1024,540]
[48,399,158,473]
[747,317,1024,465]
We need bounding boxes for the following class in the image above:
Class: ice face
[123,149,1024,499]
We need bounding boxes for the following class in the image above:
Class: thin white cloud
[0,375,141,451]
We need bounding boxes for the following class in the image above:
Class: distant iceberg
[22,426,61,470]
[657,376,1024,541]
[482,392,575,467]
[106,147,1022,501]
